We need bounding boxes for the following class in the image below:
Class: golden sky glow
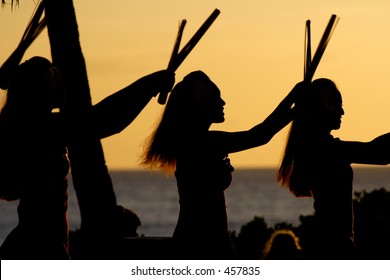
[1,1,390,170]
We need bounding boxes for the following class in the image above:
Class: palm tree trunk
[43,0,119,235]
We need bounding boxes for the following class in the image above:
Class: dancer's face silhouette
[317,88,344,131]
[195,79,225,124]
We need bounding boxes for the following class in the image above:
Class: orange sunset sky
[1,0,390,170]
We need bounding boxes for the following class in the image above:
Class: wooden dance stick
[158,9,221,104]
[158,19,187,104]
[304,14,339,83]
[304,20,311,82]
[172,9,220,71]
[166,20,187,73]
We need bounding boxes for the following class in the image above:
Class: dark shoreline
[68,188,390,260]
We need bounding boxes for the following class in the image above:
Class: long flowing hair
[141,71,211,173]
[277,78,339,197]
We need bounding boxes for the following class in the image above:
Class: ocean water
[0,167,389,245]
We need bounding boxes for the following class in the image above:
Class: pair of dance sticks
[162,11,339,103]
[0,3,338,101]
[0,2,220,100]
[304,14,340,83]
[0,3,220,97]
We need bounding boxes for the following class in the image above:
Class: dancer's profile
[142,71,299,259]
[277,78,390,259]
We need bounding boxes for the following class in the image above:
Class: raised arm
[91,70,175,139]
[206,82,302,154]
[342,132,390,165]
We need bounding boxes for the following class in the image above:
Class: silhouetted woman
[277,78,390,259]
[0,56,174,259]
[142,71,298,259]
[0,57,70,259]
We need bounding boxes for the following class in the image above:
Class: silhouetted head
[3,56,64,118]
[299,78,344,132]
[262,229,301,260]
[277,78,343,197]
[166,71,225,127]
[141,71,224,173]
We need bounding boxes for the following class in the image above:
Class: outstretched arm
[207,82,302,154]
[343,132,390,165]
[91,70,175,139]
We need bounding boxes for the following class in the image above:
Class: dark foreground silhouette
[277,79,390,259]
[0,56,174,259]
[233,188,390,260]
[141,71,298,259]
[66,188,389,260]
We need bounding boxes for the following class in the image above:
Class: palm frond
[0,1,45,89]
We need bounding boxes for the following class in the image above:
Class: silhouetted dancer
[0,56,174,259]
[1,2,176,256]
[0,57,70,259]
[277,78,390,259]
[141,71,299,259]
